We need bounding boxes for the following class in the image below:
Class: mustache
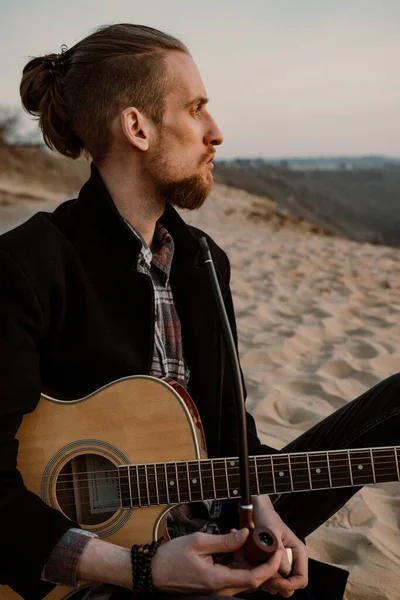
[203,152,216,163]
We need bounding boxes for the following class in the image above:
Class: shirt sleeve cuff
[42,527,98,587]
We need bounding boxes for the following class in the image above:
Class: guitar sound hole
[56,453,120,526]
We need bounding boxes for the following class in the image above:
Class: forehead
[164,51,207,106]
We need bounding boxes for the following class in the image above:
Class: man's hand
[230,496,308,598]
[152,528,285,596]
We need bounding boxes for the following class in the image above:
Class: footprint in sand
[318,359,356,379]
[346,327,374,338]
[347,339,380,359]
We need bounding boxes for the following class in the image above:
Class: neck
[97,159,165,248]
[117,445,400,509]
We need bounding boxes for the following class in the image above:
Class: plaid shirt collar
[123,219,174,284]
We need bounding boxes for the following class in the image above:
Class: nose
[205,114,224,147]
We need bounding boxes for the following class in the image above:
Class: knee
[374,372,400,411]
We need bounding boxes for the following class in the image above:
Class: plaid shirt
[42,221,218,589]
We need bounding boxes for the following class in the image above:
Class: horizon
[1,0,399,159]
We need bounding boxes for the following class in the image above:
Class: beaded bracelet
[131,537,164,593]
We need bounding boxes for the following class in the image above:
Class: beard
[158,172,212,210]
[145,138,214,210]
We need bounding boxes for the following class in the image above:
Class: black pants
[118,373,400,600]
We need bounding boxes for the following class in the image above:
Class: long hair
[20,24,189,163]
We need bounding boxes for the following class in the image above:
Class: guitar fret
[188,461,202,501]
[288,455,294,492]
[306,453,313,489]
[330,451,353,487]
[135,466,142,507]
[186,462,192,501]
[154,463,168,505]
[164,464,170,504]
[175,463,180,503]
[309,453,330,490]
[248,458,258,496]
[348,450,373,486]
[212,459,229,499]
[176,462,190,503]
[198,460,204,499]
[252,457,274,494]
[144,465,150,505]
[270,455,277,493]
[347,451,354,486]
[165,463,179,503]
[372,448,398,483]
[146,464,157,506]
[254,457,260,495]
[117,465,131,509]
[224,458,231,498]
[226,459,240,497]
[137,465,150,506]
[154,465,160,505]
[200,460,215,501]
[289,453,310,492]
[211,461,217,499]
[370,448,377,483]
[126,467,132,507]
[271,455,292,493]
[326,452,333,488]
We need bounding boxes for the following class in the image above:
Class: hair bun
[20,52,83,158]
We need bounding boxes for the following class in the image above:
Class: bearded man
[1,22,399,600]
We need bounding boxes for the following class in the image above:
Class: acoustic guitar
[2,375,399,600]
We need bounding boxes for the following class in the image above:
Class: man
[1,23,398,600]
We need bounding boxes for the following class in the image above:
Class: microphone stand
[199,237,279,564]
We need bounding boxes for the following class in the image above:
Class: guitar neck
[118,445,400,509]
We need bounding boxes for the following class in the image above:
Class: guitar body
[3,374,399,600]
[2,376,207,600]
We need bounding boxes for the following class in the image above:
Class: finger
[264,573,305,596]
[278,547,293,576]
[194,528,249,554]
[290,542,308,583]
[212,548,284,590]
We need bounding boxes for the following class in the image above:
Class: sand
[1,178,400,599]
[183,184,400,600]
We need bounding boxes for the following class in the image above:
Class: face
[144,51,224,210]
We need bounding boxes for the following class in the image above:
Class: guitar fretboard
[117,446,400,508]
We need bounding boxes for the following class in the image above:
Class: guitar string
[46,469,397,512]
[21,450,400,483]
[36,464,399,507]
[22,445,400,481]
[28,458,400,487]
[46,445,399,479]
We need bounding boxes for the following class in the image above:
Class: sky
[1,0,399,159]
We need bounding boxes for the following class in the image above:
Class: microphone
[199,236,279,564]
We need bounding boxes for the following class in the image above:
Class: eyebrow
[184,95,210,109]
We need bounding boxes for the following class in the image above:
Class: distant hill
[238,156,400,170]
[214,160,400,247]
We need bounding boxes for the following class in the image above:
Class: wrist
[78,538,132,589]
[252,494,274,510]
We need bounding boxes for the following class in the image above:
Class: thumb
[197,528,249,554]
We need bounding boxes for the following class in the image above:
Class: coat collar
[76,162,202,267]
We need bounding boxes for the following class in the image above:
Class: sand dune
[1,177,400,599]
[183,184,400,600]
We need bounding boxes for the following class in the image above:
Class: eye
[191,103,202,116]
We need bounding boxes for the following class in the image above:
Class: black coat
[0,164,348,600]
[0,164,271,597]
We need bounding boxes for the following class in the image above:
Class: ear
[120,107,152,151]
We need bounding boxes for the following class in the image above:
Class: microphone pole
[199,237,278,564]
